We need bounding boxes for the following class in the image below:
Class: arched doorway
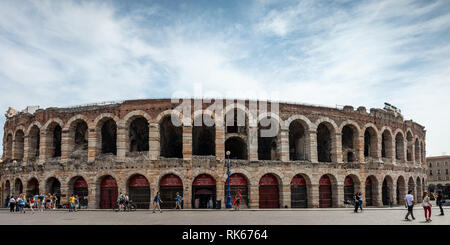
[46,177,61,206]
[128,175,150,209]
[291,174,307,208]
[344,176,354,203]
[192,174,216,209]
[319,175,332,208]
[259,174,280,208]
[14,179,23,196]
[99,176,118,209]
[160,174,183,209]
[397,176,406,205]
[73,177,88,208]
[26,178,39,198]
[5,180,11,198]
[224,173,249,208]
[365,178,373,206]
[382,176,393,206]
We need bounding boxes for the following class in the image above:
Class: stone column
[392,181,398,205]
[149,123,159,160]
[389,138,395,163]
[216,180,225,209]
[117,126,126,162]
[358,136,365,163]
[376,135,382,161]
[60,183,69,204]
[215,126,225,160]
[23,136,30,163]
[336,182,344,208]
[249,185,259,209]
[61,130,70,163]
[184,184,192,209]
[39,132,47,164]
[248,127,258,161]
[309,131,318,163]
[375,183,383,207]
[87,129,97,162]
[280,129,289,162]
[311,184,319,208]
[360,182,366,207]
[88,183,97,209]
[335,133,343,163]
[281,184,290,208]
[182,126,192,160]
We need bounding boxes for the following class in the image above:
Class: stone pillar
[249,185,259,209]
[61,130,70,163]
[216,180,225,209]
[376,135,382,161]
[182,126,192,160]
[389,138,395,163]
[117,126,126,162]
[88,183,97,209]
[248,127,258,161]
[60,183,69,204]
[392,181,398,205]
[281,184,290,208]
[336,182,344,208]
[411,142,416,165]
[360,182,366,207]
[403,139,407,165]
[311,184,319,208]
[309,131,318,163]
[184,184,192,209]
[358,136,365,163]
[23,136,30,163]
[87,129,97,162]
[335,133,343,163]
[280,129,289,162]
[149,123,159,160]
[39,132,47,164]
[375,183,383,207]
[215,126,225,160]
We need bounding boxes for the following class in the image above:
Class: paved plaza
[0,207,448,225]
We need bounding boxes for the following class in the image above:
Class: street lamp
[225,151,232,209]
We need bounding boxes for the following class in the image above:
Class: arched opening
[365,176,376,206]
[258,117,279,160]
[225,108,247,135]
[381,130,393,160]
[14,130,24,160]
[5,180,11,198]
[193,115,215,156]
[14,179,23,196]
[289,120,308,161]
[382,176,393,206]
[46,122,62,158]
[259,174,280,208]
[28,126,40,160]
[319,175,332,208]
[46,177,61,206]
[396,176,406,205]
[128,117,149,152]
[341,125,358,162]
[160,174,183,209]
[224,173,249,208]
[291,174,307,208]
[414,139,420,162]
[406,132,413,162]
[127,174,150,209]
[71,177,88,208]
[395,133,405,161]
[343,176,355,203]
[192,174,216,209]
[26,178,39,198]
[159,116,182,158]
[364,127,378,159]
[70,120,88,157]
[5,134,13,159]
[99,176,118,209]
[317,123,333,162]
[225,137,247,160]
[101,119,117,155]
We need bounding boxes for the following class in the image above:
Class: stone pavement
[0,207,449,225]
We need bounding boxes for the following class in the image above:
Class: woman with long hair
[422,191,432,222]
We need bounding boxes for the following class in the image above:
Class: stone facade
[0,99,427,208]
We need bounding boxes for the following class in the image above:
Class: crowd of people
[5,193,60,213]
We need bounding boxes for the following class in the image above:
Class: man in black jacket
[435,191,444,216]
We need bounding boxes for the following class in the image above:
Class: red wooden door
[100,176,118,209]
[259,174,279,208]
[319,175,332,208]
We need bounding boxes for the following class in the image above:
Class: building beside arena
[0,99,427,209]
[426,155,450,199]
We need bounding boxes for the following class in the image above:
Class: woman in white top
[422,191,432,222]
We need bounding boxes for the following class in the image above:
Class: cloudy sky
[0,0,449,156]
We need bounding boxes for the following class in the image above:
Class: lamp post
[225,151,232,209]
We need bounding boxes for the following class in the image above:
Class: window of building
[429,162,432,167]
[430,170,433,175]
[438,176,441,181]
[437,169,441,175]
[446,169,449,175]
[446,176,449,181]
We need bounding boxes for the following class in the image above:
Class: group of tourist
[5,193,59,213]
[404,190,445,222]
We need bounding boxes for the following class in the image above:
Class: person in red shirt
[233,189,242,211]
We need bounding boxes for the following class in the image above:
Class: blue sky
[0,0,449,156]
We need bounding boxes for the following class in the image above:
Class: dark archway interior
[129,117,149,152]
[29,126,40,158]
[258,118,278,160]
[289,120,306,161]
[406,133,413,161]
[395,133,404,160]
[225,108,247,134]
[74,121,88,151]
[225,137,247,160]
[5,134,13,159]
[317,124,331,162]
[193,117,215,156]
[101,119,117,155]
[160,116,182,158]
[15,130,24,160]
[52,125,62,157]
[342,125,356,162]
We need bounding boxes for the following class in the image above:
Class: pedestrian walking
[17,195,25,213]
[422,191,432,223]
[5,195,10,208]
[358,192,363,212]
[9,196,15,212]
[434,191,445,216]
[29,197,35,213]
[353,193,359,213]
[175,192,182,210]
[233,189,242,211]
[75,195,79,212]
[152,191,163,213]
[404,190,415,221]
[69,195,75,212]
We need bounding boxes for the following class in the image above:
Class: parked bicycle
[113,200,137,212]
